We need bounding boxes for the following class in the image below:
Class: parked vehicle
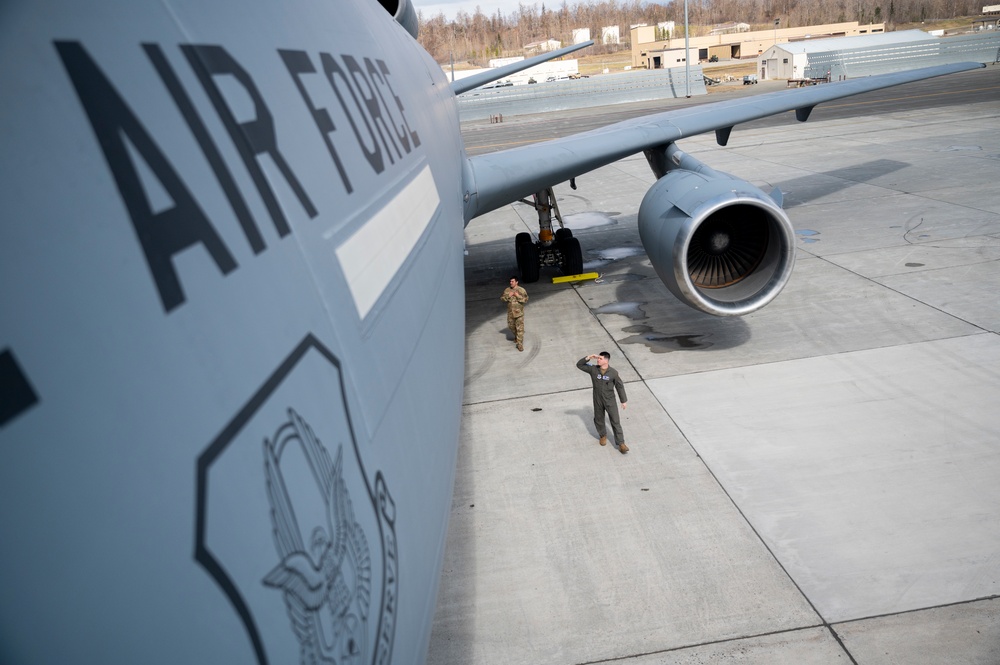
[743,74,758,85]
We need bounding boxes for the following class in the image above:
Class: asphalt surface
[428,63,1000,664]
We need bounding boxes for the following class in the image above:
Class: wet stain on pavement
[593,302,647,320]
[562,211,618,230]
[592,246,645,261]
[620,325,713,353]
[796,229,820,243]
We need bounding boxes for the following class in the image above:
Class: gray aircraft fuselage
[1,0,465,662]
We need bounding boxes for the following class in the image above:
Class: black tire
[560,237,583,276]
[514,233,532,256]
[518,238,540,283]
[523,244,541,282]
[514,232,529,269]
[555,227,573,241]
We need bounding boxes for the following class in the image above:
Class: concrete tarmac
[428,66,1000,664]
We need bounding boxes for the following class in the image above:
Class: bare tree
[417,0,980,64]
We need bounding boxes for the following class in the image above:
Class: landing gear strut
[514,187,583,282]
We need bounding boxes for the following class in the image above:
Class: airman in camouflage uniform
[501,276,528,351]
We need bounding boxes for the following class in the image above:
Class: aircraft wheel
[517,236,540,283]
[555,227,573,241]
[515,232,530,267]
[560,237,583,276]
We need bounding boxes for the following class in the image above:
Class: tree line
[417,0,981,64]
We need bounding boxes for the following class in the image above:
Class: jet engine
[381,0,419,40]
[638,144,796,317]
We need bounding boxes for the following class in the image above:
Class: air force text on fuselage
[56,41,422,314]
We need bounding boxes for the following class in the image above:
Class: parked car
[743,74,758,85]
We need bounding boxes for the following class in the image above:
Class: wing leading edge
[462,61,985,223]
[450,41,595,96]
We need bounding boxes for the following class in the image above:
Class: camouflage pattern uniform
[501,285,528,350]
[576,357,628,447]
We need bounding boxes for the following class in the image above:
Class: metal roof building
[757,30,1000,81]
[757,30,930,80]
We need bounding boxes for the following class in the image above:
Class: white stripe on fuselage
[335,165,439,319]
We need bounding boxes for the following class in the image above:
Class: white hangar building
[756,30,934,81]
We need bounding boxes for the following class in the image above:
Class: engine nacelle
[638,165,796,317]
[380,0,419,40]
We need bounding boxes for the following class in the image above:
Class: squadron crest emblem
[195,336,397,665]
[262,409,372,662]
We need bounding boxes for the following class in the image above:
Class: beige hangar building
[631,21,886,70]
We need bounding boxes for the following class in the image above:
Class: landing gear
[514,187,583,282]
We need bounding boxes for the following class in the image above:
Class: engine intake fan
[637,152,795,317]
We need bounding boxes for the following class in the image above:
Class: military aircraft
[0,0,983,662]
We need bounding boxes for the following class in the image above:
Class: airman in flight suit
[576,352,629,453]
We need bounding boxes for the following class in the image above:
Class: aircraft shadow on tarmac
[778,159,909,207]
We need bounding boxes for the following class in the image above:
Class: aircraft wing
[463,61,985,222]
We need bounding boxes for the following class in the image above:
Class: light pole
[774,18,779,46]
[684,0,690,97]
